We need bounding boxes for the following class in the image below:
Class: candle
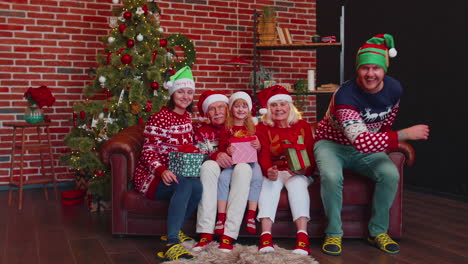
[307,70,315,91]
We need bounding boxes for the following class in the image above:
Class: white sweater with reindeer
[134,106,193,199]
[315,76,402,154]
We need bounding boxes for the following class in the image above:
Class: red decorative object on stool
[61,189,86,205]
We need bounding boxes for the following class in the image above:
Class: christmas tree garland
[167,34,196,70]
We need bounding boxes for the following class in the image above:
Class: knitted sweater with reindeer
[315,75,402,153]
[134,106,193,199]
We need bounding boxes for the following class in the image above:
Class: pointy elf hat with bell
[356,33,397,72]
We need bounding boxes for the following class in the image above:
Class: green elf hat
[356,33,397,72]
[164,65,195,95]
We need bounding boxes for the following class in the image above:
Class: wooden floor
[1,187,467,264]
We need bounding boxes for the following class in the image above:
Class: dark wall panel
[317,0,468,199]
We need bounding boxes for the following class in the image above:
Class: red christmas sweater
[193,122,223,159]
[256,119,316,177]
[134,106,193,199]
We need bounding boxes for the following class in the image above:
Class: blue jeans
[155,176,203,244]
[217,162,263,202]
[314,140,399,237]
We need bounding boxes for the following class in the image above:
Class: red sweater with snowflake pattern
[134,106,193,199]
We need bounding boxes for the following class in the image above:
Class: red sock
[293,231,310,255]
[193,233,213,251]
[214,213,226,235]
[245,210,257,234]
[258,232,274,252]
[218,234,234,252]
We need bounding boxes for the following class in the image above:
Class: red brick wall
[0,0,318,184]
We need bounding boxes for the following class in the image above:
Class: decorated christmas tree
[60,0,196,204]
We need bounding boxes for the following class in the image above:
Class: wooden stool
[5,122,57,210]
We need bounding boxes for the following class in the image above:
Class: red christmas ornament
[145,100,153,112]
[142,5,149,15]
[103,108,109,112]
[80,110,86,119]
[150,81,159,90]
[118,24,126,33]
[94,170,105,177]
[159,39,168,48]
[152,50,158,63]
[169,69,175,75]
[126,39,135,48]
[106,52,111,65]
[138,117,143,124]
[123,11,132,20]
[121,54,132,64]
[126,86,131,90]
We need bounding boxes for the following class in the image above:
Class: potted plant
[294,79,308,111]
[312,34,321,43]
[23,85,56,123]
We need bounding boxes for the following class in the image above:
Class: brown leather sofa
[100,123,414,238]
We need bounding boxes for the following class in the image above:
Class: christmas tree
[60,0,196,204]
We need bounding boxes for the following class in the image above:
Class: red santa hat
[197,90,229,117]
[257,85,292,115]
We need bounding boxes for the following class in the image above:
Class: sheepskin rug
[166,240,319,264]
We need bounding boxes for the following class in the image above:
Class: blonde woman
[255,85,316,256]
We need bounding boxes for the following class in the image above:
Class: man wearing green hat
[314,34,430,256]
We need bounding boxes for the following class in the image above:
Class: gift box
[229,136,258,164]
[321,35,337,43]
[61,189,86,205]
[168,145,205,177]
[282,135,311,172]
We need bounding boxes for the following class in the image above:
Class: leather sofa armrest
[388,141,415,167]
[100,123,145,178]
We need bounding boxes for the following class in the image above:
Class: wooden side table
[5,122,57,210]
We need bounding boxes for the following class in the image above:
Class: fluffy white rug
[166,240,319,264]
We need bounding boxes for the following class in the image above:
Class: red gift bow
[281,135,306,169]
[177,144,201,153]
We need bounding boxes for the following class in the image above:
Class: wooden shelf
[256,42,341,50]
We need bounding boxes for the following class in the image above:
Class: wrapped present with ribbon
[321,35,337,43]
[229,136,258,164]
[168,145,205,177]
[281,135,311,172]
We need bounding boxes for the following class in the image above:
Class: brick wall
[0,0,318,184]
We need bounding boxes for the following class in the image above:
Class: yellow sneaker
[368,233,400,255]
[321,236,342,256]
[160,230,194,243]
[157,243,194,261]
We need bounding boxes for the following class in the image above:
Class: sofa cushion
[123,190,168,215]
